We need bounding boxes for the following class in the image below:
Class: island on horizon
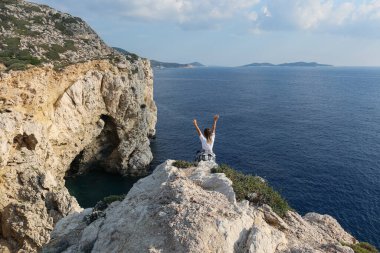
[113,48,331,69]
[242,61,333,67]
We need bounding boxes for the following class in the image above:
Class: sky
[28,0,380,66]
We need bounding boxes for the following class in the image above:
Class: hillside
[0,0,121,71]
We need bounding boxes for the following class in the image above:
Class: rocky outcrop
[0,58,156,252]
[43,160,358,253]
[0,1,157,252]
[0,58,157,252]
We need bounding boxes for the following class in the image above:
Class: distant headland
[114,47,205,69]
[150,60,205,69]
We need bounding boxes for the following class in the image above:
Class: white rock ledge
[42,160,358,253]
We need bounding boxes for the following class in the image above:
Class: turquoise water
[67,66,380,247]
[66,170,141,208]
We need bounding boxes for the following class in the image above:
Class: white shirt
[199,133,215,153]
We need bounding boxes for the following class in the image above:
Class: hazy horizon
[28,0,380,67]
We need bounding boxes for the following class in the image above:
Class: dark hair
[204,128,212,142]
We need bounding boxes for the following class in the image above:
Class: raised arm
[193,119,202,136]
[212,114,219,134]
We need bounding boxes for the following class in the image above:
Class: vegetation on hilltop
[0,37,41,70]
[113,47,141,63]
[0,0,126,72]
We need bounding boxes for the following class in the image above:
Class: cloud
[29,0,380,36]
[46,0,260,29]
[252,0,380,37]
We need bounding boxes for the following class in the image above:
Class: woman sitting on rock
[193,114,219,163]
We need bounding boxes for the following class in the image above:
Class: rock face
[43,160,358,253]
[0,60,157,252]
[0,1,157,252]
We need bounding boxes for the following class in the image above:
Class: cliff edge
[0,1,157,252]
[43,160,359,253]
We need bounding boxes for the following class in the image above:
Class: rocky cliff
[43,160,359,253]
[0,1,157,252]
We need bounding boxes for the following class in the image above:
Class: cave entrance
[64,115,141,208]
[65,115,121,177]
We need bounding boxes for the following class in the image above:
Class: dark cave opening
[65,114,122,178]
[64,115,140,208]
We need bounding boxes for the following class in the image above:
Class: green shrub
[3,58,22,66]
[17,49,40,65]
[343,242,379,253]
[63,40,76,51]
[52,13,61,20]
[0,0,15,5]
[0,13,12,29]
[44,50,60,60]
[29,57,41,65]
[50,44,66,53]
[127,52,139,63]
[172,160,195,168]
[5,16,36,36]
[4,37,21,50]
[211,164,291,217]
[0,14,29,32]
[55,22,74,36]
[0,21,10,30]
[53,16,79,36]
[17,28,40,36]
[53,62,71,71]
[8,62,27,71]
[13,18,29,28]
[32,15,44,24]
[24,5,41,13]
[62,16,79,24]
[0,38,41,70]
[102,195,125,204]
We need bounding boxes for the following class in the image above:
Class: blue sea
[67,66,380,247]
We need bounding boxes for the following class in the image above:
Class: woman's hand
[193,119,201,136]
[212,115,219,133]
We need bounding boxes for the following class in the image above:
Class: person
[193,114,219,162]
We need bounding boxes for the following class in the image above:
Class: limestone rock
[245,221,287,253]
[189,161,236,203]
[303,212,357,244]
[0,59,157,252]
[43,160,359,253]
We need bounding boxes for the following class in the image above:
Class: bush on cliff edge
[172,160,195,168]
[211,164,291,217]
[343,242,379,253]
